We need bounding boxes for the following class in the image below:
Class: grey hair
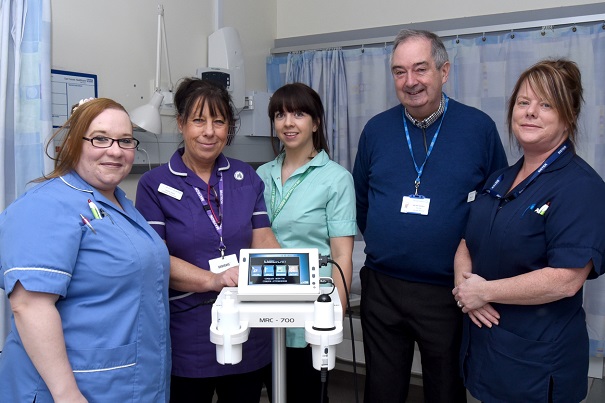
[392,29,449,69]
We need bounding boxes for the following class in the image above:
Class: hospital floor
[246,368,605,403]
[250,369,421,403]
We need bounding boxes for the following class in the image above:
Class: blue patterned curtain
[0,0,52,349]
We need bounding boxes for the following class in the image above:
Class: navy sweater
[353,98,508,287]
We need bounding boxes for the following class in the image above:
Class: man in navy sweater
[353,29,507,403]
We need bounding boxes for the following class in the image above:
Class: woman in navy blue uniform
[452,59,605,402]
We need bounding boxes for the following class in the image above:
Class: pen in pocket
[88,199,101,219]
[522,203,536,217]
[535,202,550,215]
[100,208,115,224]
[80,214,97,234]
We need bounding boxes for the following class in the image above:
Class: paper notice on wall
[51,69,98,128]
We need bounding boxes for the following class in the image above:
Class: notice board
[51,69,98,128]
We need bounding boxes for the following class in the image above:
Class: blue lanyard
[193,173,226,256]
[486,140,571,201]
[403,94,449,195]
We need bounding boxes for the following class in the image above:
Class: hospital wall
[52,0,276,113]
[275,0,605,38]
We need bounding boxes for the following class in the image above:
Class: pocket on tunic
[31,343,138,402]
[68,342,138,401]
[476,325,554,402]
[67,341,137,371]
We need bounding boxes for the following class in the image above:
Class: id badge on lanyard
[400,95,448,216]
[401,194,430,215]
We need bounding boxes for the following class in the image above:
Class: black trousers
[360,267,467,403]
[170,364,269,403]
[285,345,329,403]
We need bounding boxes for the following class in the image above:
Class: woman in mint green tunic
[257,83,357,403]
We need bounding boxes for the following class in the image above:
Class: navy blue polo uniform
[462,147,605,402]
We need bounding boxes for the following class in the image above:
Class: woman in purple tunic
[136,78,280,403]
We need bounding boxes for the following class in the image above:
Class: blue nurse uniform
[461,148,605,402]
[0,171,171,403]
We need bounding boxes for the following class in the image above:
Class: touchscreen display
[247,253,310,285]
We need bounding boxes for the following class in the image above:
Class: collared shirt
[405,93,446,129]
[257,150,357,347]
[136,148,273,378]
[0,171,171,402]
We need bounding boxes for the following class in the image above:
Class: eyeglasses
[82,136,140,149]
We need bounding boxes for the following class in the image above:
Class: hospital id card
[401,195,430,215]
[209,253,239,273]
[158,183,183,200]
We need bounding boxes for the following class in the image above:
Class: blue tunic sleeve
[545,164,605,277]
[1,192,81,296]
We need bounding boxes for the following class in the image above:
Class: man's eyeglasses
[82,136,140,149]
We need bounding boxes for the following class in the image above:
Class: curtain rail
[271,13,605,55]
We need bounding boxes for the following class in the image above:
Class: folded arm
[456,261,592,310]
[453,239,500,328]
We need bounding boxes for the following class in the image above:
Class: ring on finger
[456,300,463,308]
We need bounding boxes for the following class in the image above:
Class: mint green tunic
[257,150,357,347]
